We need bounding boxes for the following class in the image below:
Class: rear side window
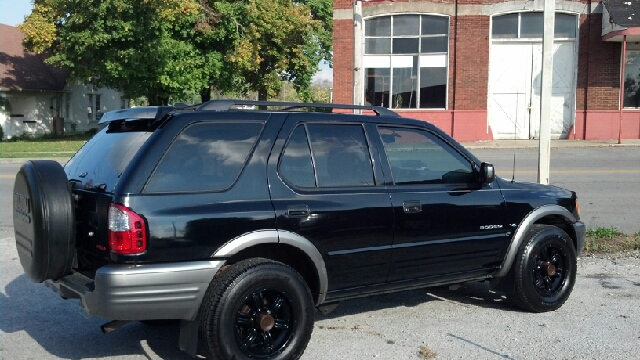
[279,123,375,187]
[280,125,316,187]
[144,122,264,193]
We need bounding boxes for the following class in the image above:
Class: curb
[0,158,70,165]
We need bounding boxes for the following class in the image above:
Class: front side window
[364,14,449,109]
[378,126,473,185]
[279,123,375,188]
[145,122,264,193]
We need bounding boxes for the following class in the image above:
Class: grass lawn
[0,135,89,158]
[583,227,640,255]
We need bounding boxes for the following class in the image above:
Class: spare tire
[13,160,76,283]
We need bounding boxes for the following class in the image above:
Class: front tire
[199,258,314,360]
[510,225,577,312]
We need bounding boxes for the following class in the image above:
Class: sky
[0,0,32,26]
[0,0,332,82]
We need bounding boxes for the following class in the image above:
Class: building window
[364,14,449,109]
[492,12,577,40]
[87,94,93,120]
[86,94,103,121]
[624,44,640,109]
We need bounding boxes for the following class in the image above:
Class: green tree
[21,0,222,105]
[212,0,330,101]
[21,0,332,105]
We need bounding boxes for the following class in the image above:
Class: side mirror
[480,162,495,184]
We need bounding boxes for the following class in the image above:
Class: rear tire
[509,225,576,312]
[198,258,314,360]
[13,160,76,282]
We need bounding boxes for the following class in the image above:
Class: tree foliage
[212,0,329,101]
[20,0,332,104]
[21,0,221,105]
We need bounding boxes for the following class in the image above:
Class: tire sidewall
[209,263,314,360]
[517,227,577,311]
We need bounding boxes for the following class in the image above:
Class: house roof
[604,0,640,28]
[0,23,68,92]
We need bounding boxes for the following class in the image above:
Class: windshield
[64,124,152,193]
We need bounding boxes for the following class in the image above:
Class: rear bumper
[45,260,225,321]
[573,220,586,257]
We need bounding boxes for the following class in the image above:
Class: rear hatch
[64,121,154,274]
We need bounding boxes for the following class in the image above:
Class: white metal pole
[353,1,363,113]
[537,0,555,185]
[619,35,626,144]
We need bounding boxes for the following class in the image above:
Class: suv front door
[268,114,394,294]
[374,125,509,283]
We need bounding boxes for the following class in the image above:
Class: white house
[0,23,127,139]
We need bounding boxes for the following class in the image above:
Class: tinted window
[280,125,316,187]
[492,13,518,39]
[379,127,473,185]
[64,124,151,192]
[365,16,391,36]
[145,122,264,193]
[555,13,576,38]
[306,124,374,187]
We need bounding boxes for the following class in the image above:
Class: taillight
[108,203,147,255]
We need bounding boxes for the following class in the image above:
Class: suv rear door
[64,123,153,271]
[373,125,509,282]
[267,113,394,294]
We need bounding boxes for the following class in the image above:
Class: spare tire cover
[13,160,76,282]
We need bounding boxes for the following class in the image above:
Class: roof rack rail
[98,106,175,124]
[196,100,399,117]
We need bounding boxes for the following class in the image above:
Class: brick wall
[451,15,489,110]
[333,19,353,104]
[584,13,621,111]
[333,0,623,115]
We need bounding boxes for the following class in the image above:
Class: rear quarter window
[144,122,264,193]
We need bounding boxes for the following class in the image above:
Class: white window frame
[363,14,450,110]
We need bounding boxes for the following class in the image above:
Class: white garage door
[489,41,576,140]
[488,11,578,140]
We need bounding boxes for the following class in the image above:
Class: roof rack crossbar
[196,100,399,117]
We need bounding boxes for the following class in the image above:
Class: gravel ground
[305,252,640,360]
[2,224,639,360]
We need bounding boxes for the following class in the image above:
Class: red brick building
[332,0,640,141]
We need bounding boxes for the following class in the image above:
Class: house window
[86,94,103,121]
[624,44,640,109]
[364,14,449,109]
[87,94,93,120]
[492,12,577,40]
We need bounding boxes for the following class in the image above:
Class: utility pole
[619,35,626,144]
[353,1,363,113]
[537,0,555,185]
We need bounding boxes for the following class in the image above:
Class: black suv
[13,100,585,360]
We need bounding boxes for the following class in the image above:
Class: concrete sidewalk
[461,139,640,149]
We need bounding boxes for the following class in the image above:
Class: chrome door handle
[403,201,421,213]
[287,205,310,218]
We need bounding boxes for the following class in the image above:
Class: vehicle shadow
[0,274,191,360]
[1,275,519,359]
[316,280,521,321]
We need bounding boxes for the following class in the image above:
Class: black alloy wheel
[235,289,294,358]
[532,243,567,297]
[199,258,314,360]
[510,224,577,312]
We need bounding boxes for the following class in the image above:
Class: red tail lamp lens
[108,203,147,255]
